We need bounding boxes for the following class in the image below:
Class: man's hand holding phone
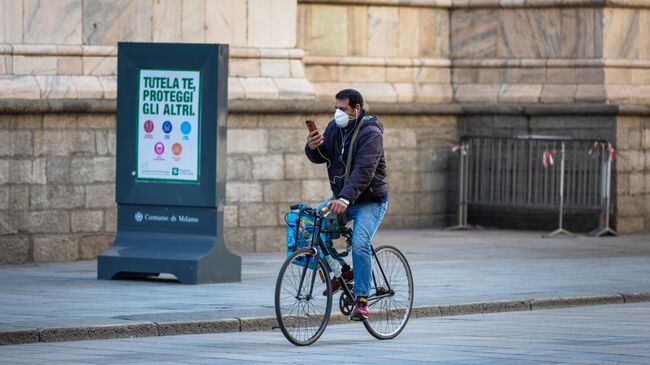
[306,120,323,150]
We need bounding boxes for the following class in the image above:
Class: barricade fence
[450,135,616,237]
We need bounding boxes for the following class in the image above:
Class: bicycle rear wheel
[275,248,332,346]
[363,245,414,340]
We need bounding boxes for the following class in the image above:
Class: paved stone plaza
[1,229,649,346]
[2,302,649,364]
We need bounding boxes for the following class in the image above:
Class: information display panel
[98,43,240,284]
[136,69,201,182]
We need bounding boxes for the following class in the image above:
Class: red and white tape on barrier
[541,149,559,168]
[450,143,468,155]
[588,142,615,162]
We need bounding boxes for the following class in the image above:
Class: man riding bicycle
[305,89,388,321]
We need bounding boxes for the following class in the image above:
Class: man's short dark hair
[336,89,364,110]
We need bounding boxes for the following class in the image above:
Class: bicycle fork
[296,252,319,301]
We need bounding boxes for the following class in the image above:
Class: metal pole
[544,142,577,238]
[447,144,470,230]
[589,144,617,237]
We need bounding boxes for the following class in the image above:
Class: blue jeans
[317,198,388,298]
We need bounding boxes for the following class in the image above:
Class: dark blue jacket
[305,111,388,204]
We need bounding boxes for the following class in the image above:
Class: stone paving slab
[1,303,649,364]
[1,229,650,345]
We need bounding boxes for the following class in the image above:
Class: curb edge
[2,292,648,346]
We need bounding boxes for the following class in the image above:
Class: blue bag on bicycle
[285,206,328,268]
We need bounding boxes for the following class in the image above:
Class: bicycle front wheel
[275,248,332,346]
[364,245,414,340]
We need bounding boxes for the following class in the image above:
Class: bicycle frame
[291,205,394,308]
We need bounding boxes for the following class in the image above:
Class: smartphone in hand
[306,120,317,133]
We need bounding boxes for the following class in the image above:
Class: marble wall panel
[348,5,369,56]
[498,9,553,58]
[500,68,546,84]
[270,0,297,48]
[152,0,182,42]
[206,0,247,47]
[416,83,452,103]
[556,9,580,58]
[413,66,450,83]
[576,67,604,84]
[540,84,577,104]
[248,0,296,48]
[83,0,153,45]
[0,56,7,74]
[630,69,650,85]
[418,8,437,58]
[134,0,154,43]
[290,59,305,77]
[393,83,415,102]
[398,7,420,58]
[12,56,57,75]
[452,68,476,84]
[603,8,641,59]
[98,75,116,98]
[23,0,82,44]
[82,56,116,76]
[451,9,498,58]
[250,0,275,48]
[304,65,339,82]
[387,66,412,83]
[1,0,23,43]
[547,68,576,84]
[435,9,450,58]
[498,8,600,58]
[338,65,386,82]
[605,67,631,84]
[231,59,261,77]
[0,76,40,99]
[420,8,448,58]
[182,0,205,42]
[309,5,348,56]
[557,8,598,58]
[261,59,290,77]
[640,10,650,59]
[368,7,398,57]
[576,8,601,58]
[296,2,310,50]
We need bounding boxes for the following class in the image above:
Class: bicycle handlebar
[290,203,330,218]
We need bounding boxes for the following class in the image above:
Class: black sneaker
[322,269,353,296]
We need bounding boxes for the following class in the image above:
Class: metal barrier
[450,135,616,237]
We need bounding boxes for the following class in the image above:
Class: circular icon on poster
[154,142,165,155]
[172,143,183,156]
[180,121,191,135]
[144,120,154,133]
[162,121,172,134]
[134,211,143,222]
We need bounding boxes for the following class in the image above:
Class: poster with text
[136,69,201,182]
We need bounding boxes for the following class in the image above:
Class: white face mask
[334,108,355,128]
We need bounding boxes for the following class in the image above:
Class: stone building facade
[1,0,649,264]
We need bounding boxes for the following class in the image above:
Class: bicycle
[274,203,414,346]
